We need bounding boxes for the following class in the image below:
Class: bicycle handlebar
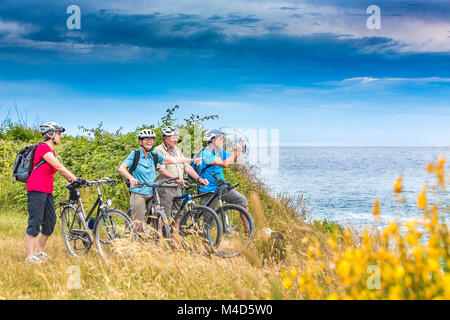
[135,177,179,189]
[66,178,116,190]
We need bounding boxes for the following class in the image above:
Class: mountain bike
[60,178,134,263]
[195,173,255,258]
[127,178,222,254]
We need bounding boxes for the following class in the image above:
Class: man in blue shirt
[198,129,249,231]
[118,129,197,228]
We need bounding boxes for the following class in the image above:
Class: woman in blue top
[118,129,199,229]
[198,129,249,231]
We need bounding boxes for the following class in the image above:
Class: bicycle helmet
[39,122,65,135]
[204,129,224,142]
[161,126,179,137]
[138,129,156,139]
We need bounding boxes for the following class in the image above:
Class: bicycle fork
[218,199,231,233]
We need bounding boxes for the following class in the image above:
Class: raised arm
[162,156,202,165]
[208,140,245,168]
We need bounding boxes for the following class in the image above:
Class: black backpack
[12,143,47,183]
[188,147,214,180]
[125,150,159,188]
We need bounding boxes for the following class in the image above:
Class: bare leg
[35,234,50,254]
[26,234,36,258]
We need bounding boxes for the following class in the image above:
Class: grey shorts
[157,186,183,218]
[130,192,153,222]
[200,188,248,210]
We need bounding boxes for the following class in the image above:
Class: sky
[0,0,449,146]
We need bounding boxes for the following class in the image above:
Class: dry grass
[0,189,327,300]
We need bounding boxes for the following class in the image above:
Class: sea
[250,146,450,229]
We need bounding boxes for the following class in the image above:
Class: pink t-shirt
[26,143,58,194]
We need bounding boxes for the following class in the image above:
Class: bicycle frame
[63,180,114,243]
[192,182,233,231]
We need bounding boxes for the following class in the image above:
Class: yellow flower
[290,268,298,279]
[405,219,418,230]
[344,229,352,244]
[298,276,306,287]
[394,265,405,279]
[327,236,337,250]
[373,199,380,217]
[426,162,435,173]
[427,259,440,272]
[394,175,403,194]
[385,221,399,235]
[417,187,427,210]
[388,286,402,300]
[282,277,293,289]
[280,268,287,278]
[437,156,446,167]
[336,260,352,277]
[327,293,339,300]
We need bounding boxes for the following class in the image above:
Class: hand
[235,140,245,153]
[176,178,186,186]
[129,177,138,188]
[76,178,87,185]
[199,178,209,186]
[192,157,204,164]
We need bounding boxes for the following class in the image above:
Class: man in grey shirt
[154,126,209,230]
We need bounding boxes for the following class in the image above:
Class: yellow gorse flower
[394,175,403,194]
[417,187,427,210]
[373,199,380,217]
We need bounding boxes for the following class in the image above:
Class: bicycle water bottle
[88,217,96,230]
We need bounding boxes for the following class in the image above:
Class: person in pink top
[25,122,78,264]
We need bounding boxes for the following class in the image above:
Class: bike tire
[215,204,255,258]
[94,209,134,263]
[179,205,222,255]
[61,205,92,257]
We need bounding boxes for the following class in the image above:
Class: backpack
[188,147,214,180]
[12,143,47,183]
[125,150,159,188]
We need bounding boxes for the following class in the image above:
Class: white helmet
[138,129,156,139]
[39,122,65,135]
[204,129,224,142]
[161,126,179,137]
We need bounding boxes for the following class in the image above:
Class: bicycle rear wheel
[179,205,222,255]
[215,204,254,258]
[61,205,92,257]
[94,209,134,263]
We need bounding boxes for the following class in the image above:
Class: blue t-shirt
[198,146,232,193]
[123,149,164,195]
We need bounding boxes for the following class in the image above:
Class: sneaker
[25,256,44,264]
[34,252,52,260]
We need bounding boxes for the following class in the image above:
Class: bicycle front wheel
[179,205,222,255]
[61,205,92,257]
[215,204,254,258]
[94,209,134,263]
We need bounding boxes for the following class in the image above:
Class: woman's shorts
[27,191,56,237]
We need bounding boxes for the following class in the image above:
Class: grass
[0,182,333,300]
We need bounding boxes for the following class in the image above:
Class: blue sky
[0,0,449,145]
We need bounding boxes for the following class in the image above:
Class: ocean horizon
[251,146,450,229]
